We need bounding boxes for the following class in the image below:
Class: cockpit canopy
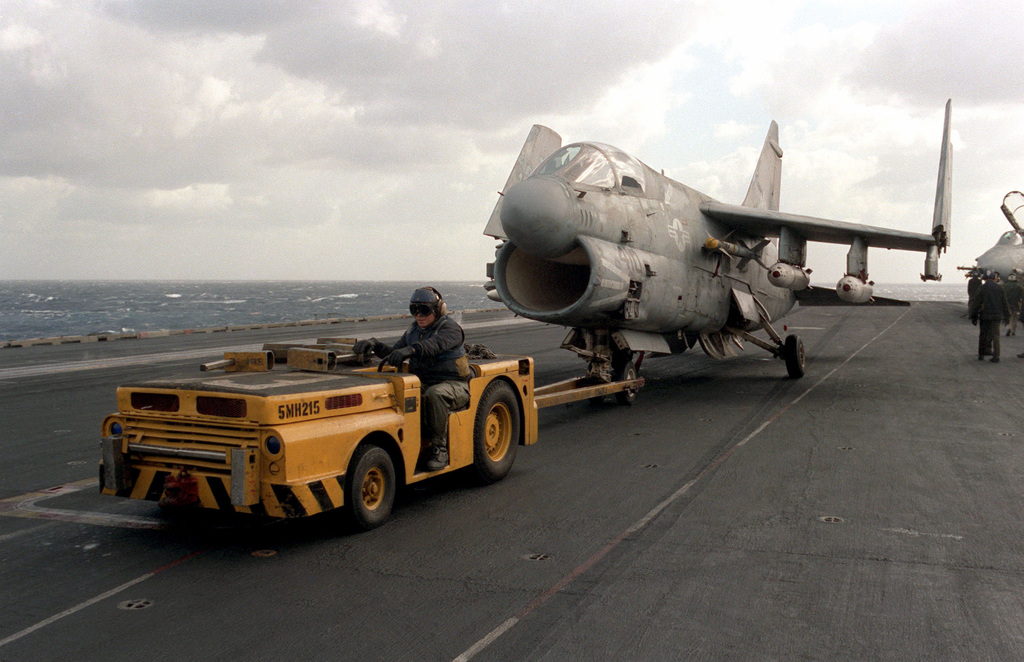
[997,231,1023,246]
[533,143,647,193]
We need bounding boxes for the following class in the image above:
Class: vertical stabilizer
[483,125,562,239]
[742,121,783,211]
[932,99,952,249]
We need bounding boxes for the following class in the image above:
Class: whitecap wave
[309,293,359,302]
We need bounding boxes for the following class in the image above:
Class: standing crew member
[968,270,1010,362]
[967,269,982,302]
[353,287,470,470]
[1004,271,1024,336]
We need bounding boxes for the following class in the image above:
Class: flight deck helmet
[983,269,996,280]
[410,286,447,317]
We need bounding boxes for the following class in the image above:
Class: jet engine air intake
[494,236,676,328]
[498,245,591,313]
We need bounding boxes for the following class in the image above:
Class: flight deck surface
[1,303,1021,660]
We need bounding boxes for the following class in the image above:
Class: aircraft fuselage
[493,142,794,338]
[972,231,1024,280]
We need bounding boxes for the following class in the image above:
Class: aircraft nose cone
[500,177,577,258]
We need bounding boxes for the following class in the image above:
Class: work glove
[352,338,381,357]
[384,346,416,367]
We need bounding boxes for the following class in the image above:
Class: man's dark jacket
[376,315,469,386]
[968,280,1010,322]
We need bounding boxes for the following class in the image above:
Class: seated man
[353,287,471,470]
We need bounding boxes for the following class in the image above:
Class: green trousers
[422,380,470,443]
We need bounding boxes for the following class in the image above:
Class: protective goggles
[410,303,434,316]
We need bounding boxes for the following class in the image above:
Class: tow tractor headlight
[265,435,282,456]
[110,421,123,436]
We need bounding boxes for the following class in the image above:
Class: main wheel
[344,444,396,530]
[614,360,639,406]
[473,381,521,484]
[783,334,805,379]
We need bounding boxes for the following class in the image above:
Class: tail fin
[742,121,783,211]
[923,99,952,281]
[483,125,562,239]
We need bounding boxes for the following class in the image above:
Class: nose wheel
[613,359,639,405]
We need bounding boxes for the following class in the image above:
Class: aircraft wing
[704,99,951,271]
[793,287,909,306]
[699,202,940,252]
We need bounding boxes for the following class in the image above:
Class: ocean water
[0,281,497,341]
[0,280,968,342]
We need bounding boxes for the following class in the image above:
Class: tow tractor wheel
[783,334,805,379]
[473,381,521,484]
[614,360,638,406]
[345,443,396,530]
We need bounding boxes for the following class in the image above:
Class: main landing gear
[724,316,805,379]
[781,333,805,379]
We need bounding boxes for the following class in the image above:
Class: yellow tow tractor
[99,338,643,529]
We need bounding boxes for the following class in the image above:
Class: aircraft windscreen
[535,146,582,176]
[998,231,1022,246]
[534,145,614,188]
[603,147,646,192]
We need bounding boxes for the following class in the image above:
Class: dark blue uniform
[387,315,470,386]
[376,315,471,453]
[968,278,1010,361]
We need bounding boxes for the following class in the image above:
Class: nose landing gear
[561,328,645,405]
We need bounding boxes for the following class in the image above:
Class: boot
[425,441,449,471]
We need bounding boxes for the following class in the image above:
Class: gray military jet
[963,191,1024,280]
[484,100,952,386]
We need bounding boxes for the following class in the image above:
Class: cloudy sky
[2,0,1022,284]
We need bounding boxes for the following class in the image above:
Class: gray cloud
[2,1,1023,283]
[99,0,308,35]
[2,1,699,192]
[103,1,701,129]
[852,0,1024,104]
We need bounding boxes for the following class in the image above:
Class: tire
[344,444,396,530]
[614,360,639,406]
[783,334,805,379]
[473,381,521,484]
